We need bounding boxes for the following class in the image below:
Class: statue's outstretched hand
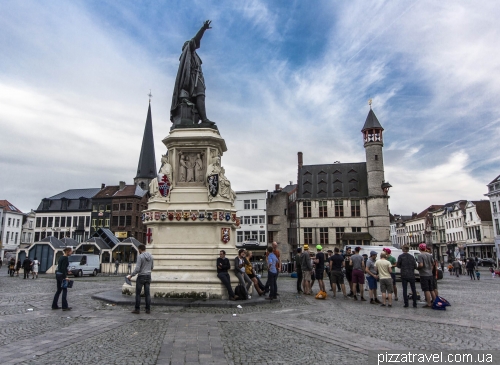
[203,20,212,30]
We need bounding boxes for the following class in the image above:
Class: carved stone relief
[177,151,206,186]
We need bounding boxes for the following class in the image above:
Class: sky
[1,0,499,215]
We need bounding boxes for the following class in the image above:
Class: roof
[0,200,23,213]
[60,237,80,247]
[298,162,368,199]
[471,201,493,222]
[361,109,383,131]
[91,228,120,248]
[36,236,66,248]
[93,186,121,199]
[416,205,444,219]
[135,102,157,179]
[341,232,373,241]
[120,237,142,247]
[488,174,500,185]
[48,188,101,200]
[113,185,148,198]
[84,237,112,250]
[282,184,297,193]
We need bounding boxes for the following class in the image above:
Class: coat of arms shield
[207,174,219,197]
[160,213,167,221]
[168,212,174,221]
[219,212,224,221]
[154,212,161,221]
[198,212,205,221]
[225,212,231,221]
[158,174,171,197]
[191,212,197,221]
[221,228,230,244]
[207,212,213,221]
[231,213,236,222]
[175,212,182,221]
[235,217,241,227]
[183,212,190,220]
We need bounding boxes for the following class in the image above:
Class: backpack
[234,284,247,300]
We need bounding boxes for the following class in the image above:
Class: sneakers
[380,304,386,307]
[247,295,251,300]
[375,298,382,304]
[52,307,61,310]
[353,296,358,301]
[347,293,354,297]
[62,307,72,311]
[360,297,367,301]
[370,299,376,304]
[131,310,140,314]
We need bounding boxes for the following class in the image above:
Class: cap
[362,254,368,257]
[419,243,427,251]
[316,245,323,251]
[303,244,309,250]
[370,251,378,256]
[383,247,391,254]
[327,249,333,253]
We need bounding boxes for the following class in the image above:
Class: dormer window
[61,198,68,210]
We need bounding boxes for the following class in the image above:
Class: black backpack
[234,284,247,300]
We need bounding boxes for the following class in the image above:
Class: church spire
[134,97,157,190]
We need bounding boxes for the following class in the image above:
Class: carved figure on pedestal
[149,153,173,200]
[195,154,204,182]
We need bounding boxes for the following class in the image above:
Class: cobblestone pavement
[0,268,499,365]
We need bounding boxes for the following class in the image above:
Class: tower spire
[134,98,157,190]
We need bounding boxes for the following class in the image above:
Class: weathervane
[368,98,372,109]
[148,89,153,102]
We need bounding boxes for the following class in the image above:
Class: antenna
[148,89,153,102]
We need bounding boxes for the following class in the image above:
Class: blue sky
[1,0,499,214]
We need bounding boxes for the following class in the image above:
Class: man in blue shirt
[266,246,278,300]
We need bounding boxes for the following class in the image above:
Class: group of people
[448,258,481,280]
[6,256,39,279]
[217,242,281,301]
[294,243,440,308]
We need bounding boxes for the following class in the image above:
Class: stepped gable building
[34,188,101,243]
[296,107,392,250]
[134,100,157,190]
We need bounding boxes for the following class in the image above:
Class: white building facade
[235,190,268,247]
[485,175,500,264]
[0,200,24,260]
[21,211,36,246]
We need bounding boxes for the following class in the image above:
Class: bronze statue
[171,20,215,128]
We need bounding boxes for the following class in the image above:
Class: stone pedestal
[123,128,239,299]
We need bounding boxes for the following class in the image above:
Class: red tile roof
[0,200,23,213]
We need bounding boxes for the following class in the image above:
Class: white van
[68,254,100,277]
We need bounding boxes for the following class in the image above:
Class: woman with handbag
[52,247,73,311]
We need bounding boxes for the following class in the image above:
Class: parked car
[478,258,495,267]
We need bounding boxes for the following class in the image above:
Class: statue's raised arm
[170,20,216,129]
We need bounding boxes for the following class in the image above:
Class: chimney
[101,183,106,189]
[297,151,303,185]
[119,181,126,190]
[275,184,281,192]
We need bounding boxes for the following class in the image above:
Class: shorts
[311,270,316,280]
[315,268,324,280]
[390,272,396,285]
[330,271,344,285]
[420,276,435,292]
[303,271,311,281]
[352,269,365,285]
[379,278,394,294]
[247,273,255,279]
[345,270,353,282]
[366,276,377,290]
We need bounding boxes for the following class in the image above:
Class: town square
[1,1,500,364]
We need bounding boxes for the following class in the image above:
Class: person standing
[349,247,366,301]
[294,248,303,294]
[265,246,278,300]
[314,245,326,294]
[245,251,264,296]
[52,247,73,311]
[466,258,476,280]
[264,242,281,293]
[216,250,238,301]
[114,259,120,275]
[127,259,132,275]
[127,244,154,314]
[22,256,32,279]
[365,251,380,304]
[376,252,393,307]
[417,243,436,308]
[325,249,333,291]
[300,245,312,295]
[397,245,418,308]
[452,259,461,277]
[234,249,252,299]
[344,247,354,297]
[31,257,40,279]
[15,260,21,276]
[383,248,398,301]
[329,247,347,298]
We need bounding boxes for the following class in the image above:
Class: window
[8,218,11,226]
[93,205,98,212]
[470,212,473,221]
[119,216,126,226]
[304,228,313,245]
[54,217,59,227]
[28,233,32,242]
[251,231,258,240]
[375,155,378,161]
[243,216,250,225]
[127,203,133,210]
[259,216,265,224]
[251,216,258,224]
[113,204,119,211]
[16,219,20,227]
[244,200,250,209]
[92,219,97,227]
[303,201,311,218]
[334,200,344,217]
[106,205,111,212]
[351,200,360,217]
[73,216,78,227]
[85,216,90,227]
[352,227,361,232]
[29,221,33,229]
[493,202,498,214]
[495,219,500,236]
[120,203,126,211]
[36,217,41,227]
[335,227,344,242]
[61,217,66,227]
[15,232,18,244]
[259,230,265,242]
[98,219,103,227]
[48,217,53,227]
[126,216,132,226]
[112,216,119,226]
[244,231,251,241]
[99,205,104,212]
[251,200,258,209]
[319,201,328,217]
[61,199,68,210]
[42,217,47,227]
[79,199,88,210]
[237,231,243,243]
[370,220,374,227]
[319,228,328,244]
